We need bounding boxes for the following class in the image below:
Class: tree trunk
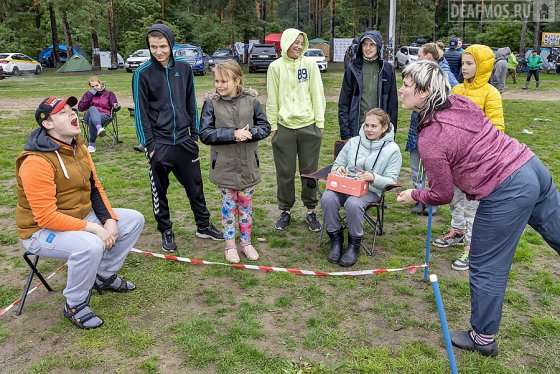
[433,0,442,41]
[533,0,541,49]
[33,0,40,28]
[296,0,299,29]
[108,0,118,68]
[368,0,374,29]
[48,2,61,67]
[62,10,74,59]
[91,29,101,70]
[519,15,528,55]
[329,0,335,62]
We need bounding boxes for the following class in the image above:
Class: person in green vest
[522,50,544,90]
[506,51,519,84]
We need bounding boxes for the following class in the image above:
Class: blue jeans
[84,106,110,144]
[469,156,560,334]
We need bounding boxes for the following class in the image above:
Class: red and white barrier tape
[130,248,427,276]
[0,263,67,318]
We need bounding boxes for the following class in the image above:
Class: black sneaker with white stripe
[196,223,224,241]
[306,212,321,232]
[161,229,177,252]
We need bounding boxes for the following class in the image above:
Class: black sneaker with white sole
[275,211,291,230]
[306,212,321,232]
[161,229,177,252]
[196,223,224,241]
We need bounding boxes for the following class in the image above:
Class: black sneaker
[161,229,177,252]
[196,223,224,241]
[306,212,321,232]
[275,211,291,230]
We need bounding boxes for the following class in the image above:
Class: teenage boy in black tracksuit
[338,30,398,140]
[132,23,223,252]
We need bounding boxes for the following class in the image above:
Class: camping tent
[308,38,330,59]
[38,44,88,68]
[264,33,282,52]
[56,55,92,73]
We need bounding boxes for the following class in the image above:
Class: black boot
[327,229,344,264]
[411,202,424,214]
[339,234,362,267]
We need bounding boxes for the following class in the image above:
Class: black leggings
[526,68,539,82]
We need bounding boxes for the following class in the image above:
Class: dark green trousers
[271,124,322,211]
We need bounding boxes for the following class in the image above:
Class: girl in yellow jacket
[433,44,505,271]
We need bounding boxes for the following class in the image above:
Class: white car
[395,46,419,68]
[304,48,328,72]
[124,49,150,73]
[0,53,42,76]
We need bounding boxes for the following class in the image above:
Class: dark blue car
[173,44,208,76]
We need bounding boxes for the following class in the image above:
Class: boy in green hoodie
[266,28,326,232]
[523,50,544,90]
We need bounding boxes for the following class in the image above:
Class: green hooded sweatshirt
[266,28,326,131]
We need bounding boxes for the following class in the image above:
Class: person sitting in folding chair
[16,96,145,329]
[321,108,402,267]
[78,76,119,153]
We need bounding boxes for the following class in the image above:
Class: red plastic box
[326,173,369,197]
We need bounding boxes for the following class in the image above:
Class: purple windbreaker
[78,89,118,116]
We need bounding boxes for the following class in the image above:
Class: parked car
[0,53,42,76]
[124,49,150,73]
[248,44,279,73]
[395,46,419,68]
[174,44,209,75]
[304,48,328,72]
[208,47,241,69]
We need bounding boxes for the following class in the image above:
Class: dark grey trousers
[470,156,560,334]
[321,189,380,237]
[272,124,322,211]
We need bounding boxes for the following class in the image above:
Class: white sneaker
[87,145,96,153]
[97,127,106,137]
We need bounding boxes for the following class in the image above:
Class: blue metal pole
[430,274,458,374]
[424,205,433,281]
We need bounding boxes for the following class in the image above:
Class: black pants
[526,68,539,82]
[149,140,210,233]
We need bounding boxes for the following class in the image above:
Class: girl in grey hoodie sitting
[321,108,402,267]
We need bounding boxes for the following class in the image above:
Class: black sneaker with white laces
[306,211,321,232]
[196,223,224,241]
[275,211,291,230]
[161,229,177,252]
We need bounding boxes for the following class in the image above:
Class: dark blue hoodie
[338,30,398,140]
[132,23,199,154]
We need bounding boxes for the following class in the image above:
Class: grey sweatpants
[21,208,144,306]
[470,157,560,334]
[272,124,322,211]
[449,186,479,245]
[321,189,380,237]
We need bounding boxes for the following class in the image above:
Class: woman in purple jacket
[396,60,560,357]
[78,76,119,153]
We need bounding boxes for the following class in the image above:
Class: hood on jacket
[494,47,511,61]
[205,88,258,101]
[356,30,384,62]
[463,44,495,90]
[24,127,61,152]
[146,23,175,67]
[280,28,308,60]
[358,122,395,147]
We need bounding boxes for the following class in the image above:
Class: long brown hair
[420,42,445,61]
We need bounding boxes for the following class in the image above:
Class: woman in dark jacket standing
[200,60,271,263]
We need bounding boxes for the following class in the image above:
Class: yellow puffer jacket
[452,44,505,132]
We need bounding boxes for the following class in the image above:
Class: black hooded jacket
[338,30,398,140]
[132,24,198,155]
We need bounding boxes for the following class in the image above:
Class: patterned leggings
[220,187,254,243]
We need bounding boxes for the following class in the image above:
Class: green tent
[56,54,92,73]
[309,38,328,44]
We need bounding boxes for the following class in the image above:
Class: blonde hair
[401,60,451,125]
[212,60,243,93]
[420,42,445,61]
[364,108,392,137]
[88,76,102,87]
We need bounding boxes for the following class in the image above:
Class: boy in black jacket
[133,23,223,252]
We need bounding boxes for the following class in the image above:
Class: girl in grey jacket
[200,60,271,263]
[321,108,402,267]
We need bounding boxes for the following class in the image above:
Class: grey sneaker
[275,211,291,230]
[433,229,465,248]
[452,250,470,271]
[306,212,321,232]
[97,127,107,137]
[196,223,224,241]
[161,229,177,252]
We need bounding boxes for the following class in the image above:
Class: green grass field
[0,64,559,373]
